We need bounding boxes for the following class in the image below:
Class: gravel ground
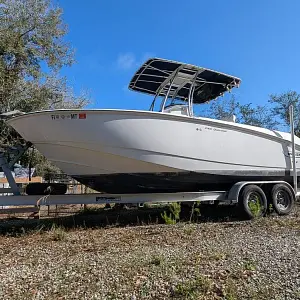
[0,205,299,300]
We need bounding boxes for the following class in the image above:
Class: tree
[0,0,90,176]
[0,0,73,75]
[269,91,300,136]
[205,95,240,121]
[239,103,278,130]
[204,95,278,129]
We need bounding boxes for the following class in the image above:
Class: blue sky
[57,0,300,112]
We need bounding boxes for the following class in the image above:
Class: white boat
[6,58,300,193]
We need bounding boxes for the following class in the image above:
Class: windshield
[149,75,196,115]
[149,95,189,112]
[163,97,188,110]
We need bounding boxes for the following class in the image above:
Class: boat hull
[7,109,300,193]
[72,171,294,194]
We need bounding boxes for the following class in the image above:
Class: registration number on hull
[51,113,87,120]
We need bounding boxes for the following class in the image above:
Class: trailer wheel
[25,183,67,195]
[239,185,267,219]
[271,184,295,215]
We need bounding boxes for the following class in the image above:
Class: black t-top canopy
[128,58,241,104]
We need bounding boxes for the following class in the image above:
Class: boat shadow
[0,204,248,236]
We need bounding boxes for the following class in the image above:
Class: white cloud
[117,52,156,92]
[116,52,156,71]
[117,53,137,70]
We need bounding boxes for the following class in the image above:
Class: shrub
[161,202,181,224]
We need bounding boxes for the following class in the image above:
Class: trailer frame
[0,180,296,206]
[0,105,298,218]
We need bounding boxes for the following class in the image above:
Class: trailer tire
[239,185,267,219]
[25,183,67,195]
[271,184,295,215]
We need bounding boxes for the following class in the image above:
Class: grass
[0,200,299,238]
[243,259,257,271]
[149,255,164,266]
[161,202,181,224]
[0,205,299,299]
[223,278,238,300]
[183,224,196,235]
[0,203,299,299]
[161,211,177,224]
[171,275,239,300]
[49,224,66,241]
[248,198,263,217]
[247,286,278,300]
[172,275,213,299]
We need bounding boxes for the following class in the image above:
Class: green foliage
[0,0,73,78]
[150,255,164,266]
[161,211,177,225]
[208,91,300,136]
[161,202,181,224]
[239,103,279,129]
[173,276,212,299]
[205,95,278,129]
[268,203,273,212]
[189,201,201,222]
[169,202,181,220]
[0,0,90,117]
[223,279,238,300]
[0,0,90,176]
[193,206,201,216]
[248,198,262,218]
[269,91,300,135]
[183,225,195,235]
[49,224,66,241]
[243,259,257,271]
[204,95,240,121]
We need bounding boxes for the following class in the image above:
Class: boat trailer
[0,106,298,219]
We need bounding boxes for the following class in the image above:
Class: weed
[172,275,212,299]
[248,200,262,217]
[294,291,300,299]
[140,281,150,297]
[150,255,164,266]
[169,202,181,220]
[208,252,228,261]
[183,225,195,235]
[194,207,201,217]
[243,259,257,271]
[189,201,201,222]
[161,202,181,224]
[248,285,277,299]
[268,203,273,212]
[161,211,177,224]
[223,278,238,300]
[49,224,66,241]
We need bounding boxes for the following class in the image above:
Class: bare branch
[18,26,36,40]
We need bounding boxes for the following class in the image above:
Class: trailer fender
[227,181,295,203]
